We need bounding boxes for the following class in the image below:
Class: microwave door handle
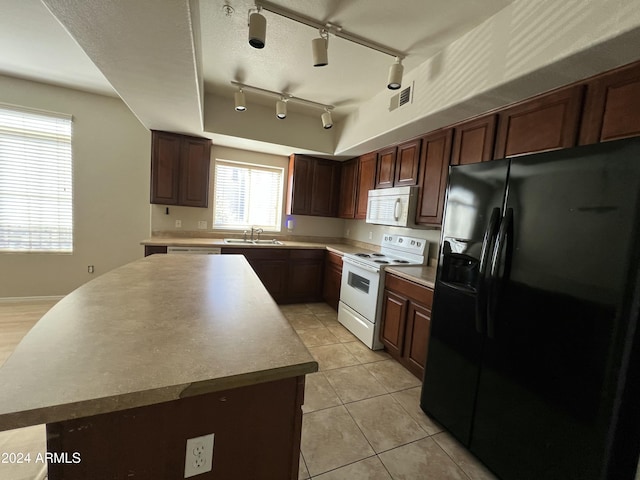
[394,198,401,220]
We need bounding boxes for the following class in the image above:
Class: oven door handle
[342,257,380,274]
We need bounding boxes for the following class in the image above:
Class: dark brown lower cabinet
[47,376,305,479]
[144,245,168,256]
[380,273,434,379]
[287,250,325,304]
[222,248,324,304]
[322,251,343,311]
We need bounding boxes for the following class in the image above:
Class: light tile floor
[0,299,498,480]
[282,302,498,480]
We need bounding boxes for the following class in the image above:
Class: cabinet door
[416,129,453,226]
[288,250,325,303]
[310,159,341,217]
[286,155,313,215]
[150,131,181,205]
[579,60,640,145]
[380,289,408,358]
[394,139,421,186]
[494,85,584,158]
[375,147,397,189]
[322,263,342,311]
[355,153,377,219]
[179,137,210,207]
[252,259,289,303]
[338,158,358,219]
[451,114,497,165]
[404,301,431,379]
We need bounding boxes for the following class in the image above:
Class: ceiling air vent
[388,82,413,112]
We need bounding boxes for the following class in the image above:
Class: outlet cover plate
[184,433,214,478]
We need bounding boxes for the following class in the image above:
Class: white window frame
[0,103,73,253]
[213,158,284,232]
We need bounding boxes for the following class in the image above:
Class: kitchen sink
[223,239,284,245]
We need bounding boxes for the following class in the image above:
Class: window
[214,159,283,231]
[0,104,73,252]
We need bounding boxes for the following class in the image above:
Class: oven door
[340,257,380,322]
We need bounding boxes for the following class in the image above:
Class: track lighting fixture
[276,98,287,119]
[321,109,333,129]
[387,57,404,90]
[234,88,246,111]
[312,29,329,67]
[252,1,406,89]
[231,81,334,130]
[248,6,266,49]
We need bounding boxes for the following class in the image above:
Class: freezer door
[420,159,508,444]
[470,138,640,480]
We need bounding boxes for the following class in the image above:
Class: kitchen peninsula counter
[0,254,317,479]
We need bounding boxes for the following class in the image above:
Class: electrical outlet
[197,220,207,230]
[175,220,182,228]
[88,265,94,274]
[184,433,214,478]
[368,231,373,240]
[346,229,350,237]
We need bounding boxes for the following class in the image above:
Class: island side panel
[46,375,306,479]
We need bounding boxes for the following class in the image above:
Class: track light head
[234,89,246,111]
[321,109,333,129]
[312,30,329,67]
[248,9,266,49]
[276,98,287,119]
[387,57,404,90]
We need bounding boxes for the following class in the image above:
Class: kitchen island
[0,254,318,479]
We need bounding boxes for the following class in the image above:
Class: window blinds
[0,104,73,252]
[214,159,283,231]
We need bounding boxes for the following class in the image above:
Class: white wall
[0,75,150,298]
[335,0,640,156]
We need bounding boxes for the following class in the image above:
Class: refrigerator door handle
[476,208,501,334]
[486,208,513,339]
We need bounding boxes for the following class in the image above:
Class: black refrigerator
[420,137,640,480]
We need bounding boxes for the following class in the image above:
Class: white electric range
[338,234,429,350]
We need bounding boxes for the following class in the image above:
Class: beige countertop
[385,265,437,289]
[0,255,318,431]
[140,237,377,256]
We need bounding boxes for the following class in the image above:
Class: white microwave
[366,186,419,227]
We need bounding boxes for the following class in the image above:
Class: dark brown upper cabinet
[494,85,584,158]
[286,154,341,217]
[338,158,358,219]
[451,114,498,165]
[579,61,640,145]
[415,129,453,226]
[355,153,377,220]
[375,147,397,189]
[394,139,422,186]
[150,131,210,208]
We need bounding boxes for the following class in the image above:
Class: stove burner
[355,253,371,258]
[393,260,410,264]
[374,260,389,264]
[372,253,385,257]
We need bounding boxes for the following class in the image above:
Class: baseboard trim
[0,295,65,303]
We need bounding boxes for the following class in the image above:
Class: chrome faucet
[243,230,249,242]
[250,227,263,242]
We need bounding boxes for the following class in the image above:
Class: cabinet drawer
[385,273,433,307]
[290,249,325,260]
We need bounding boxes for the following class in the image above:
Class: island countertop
[0,255,318,431]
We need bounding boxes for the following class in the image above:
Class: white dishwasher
[166,246,221,255]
